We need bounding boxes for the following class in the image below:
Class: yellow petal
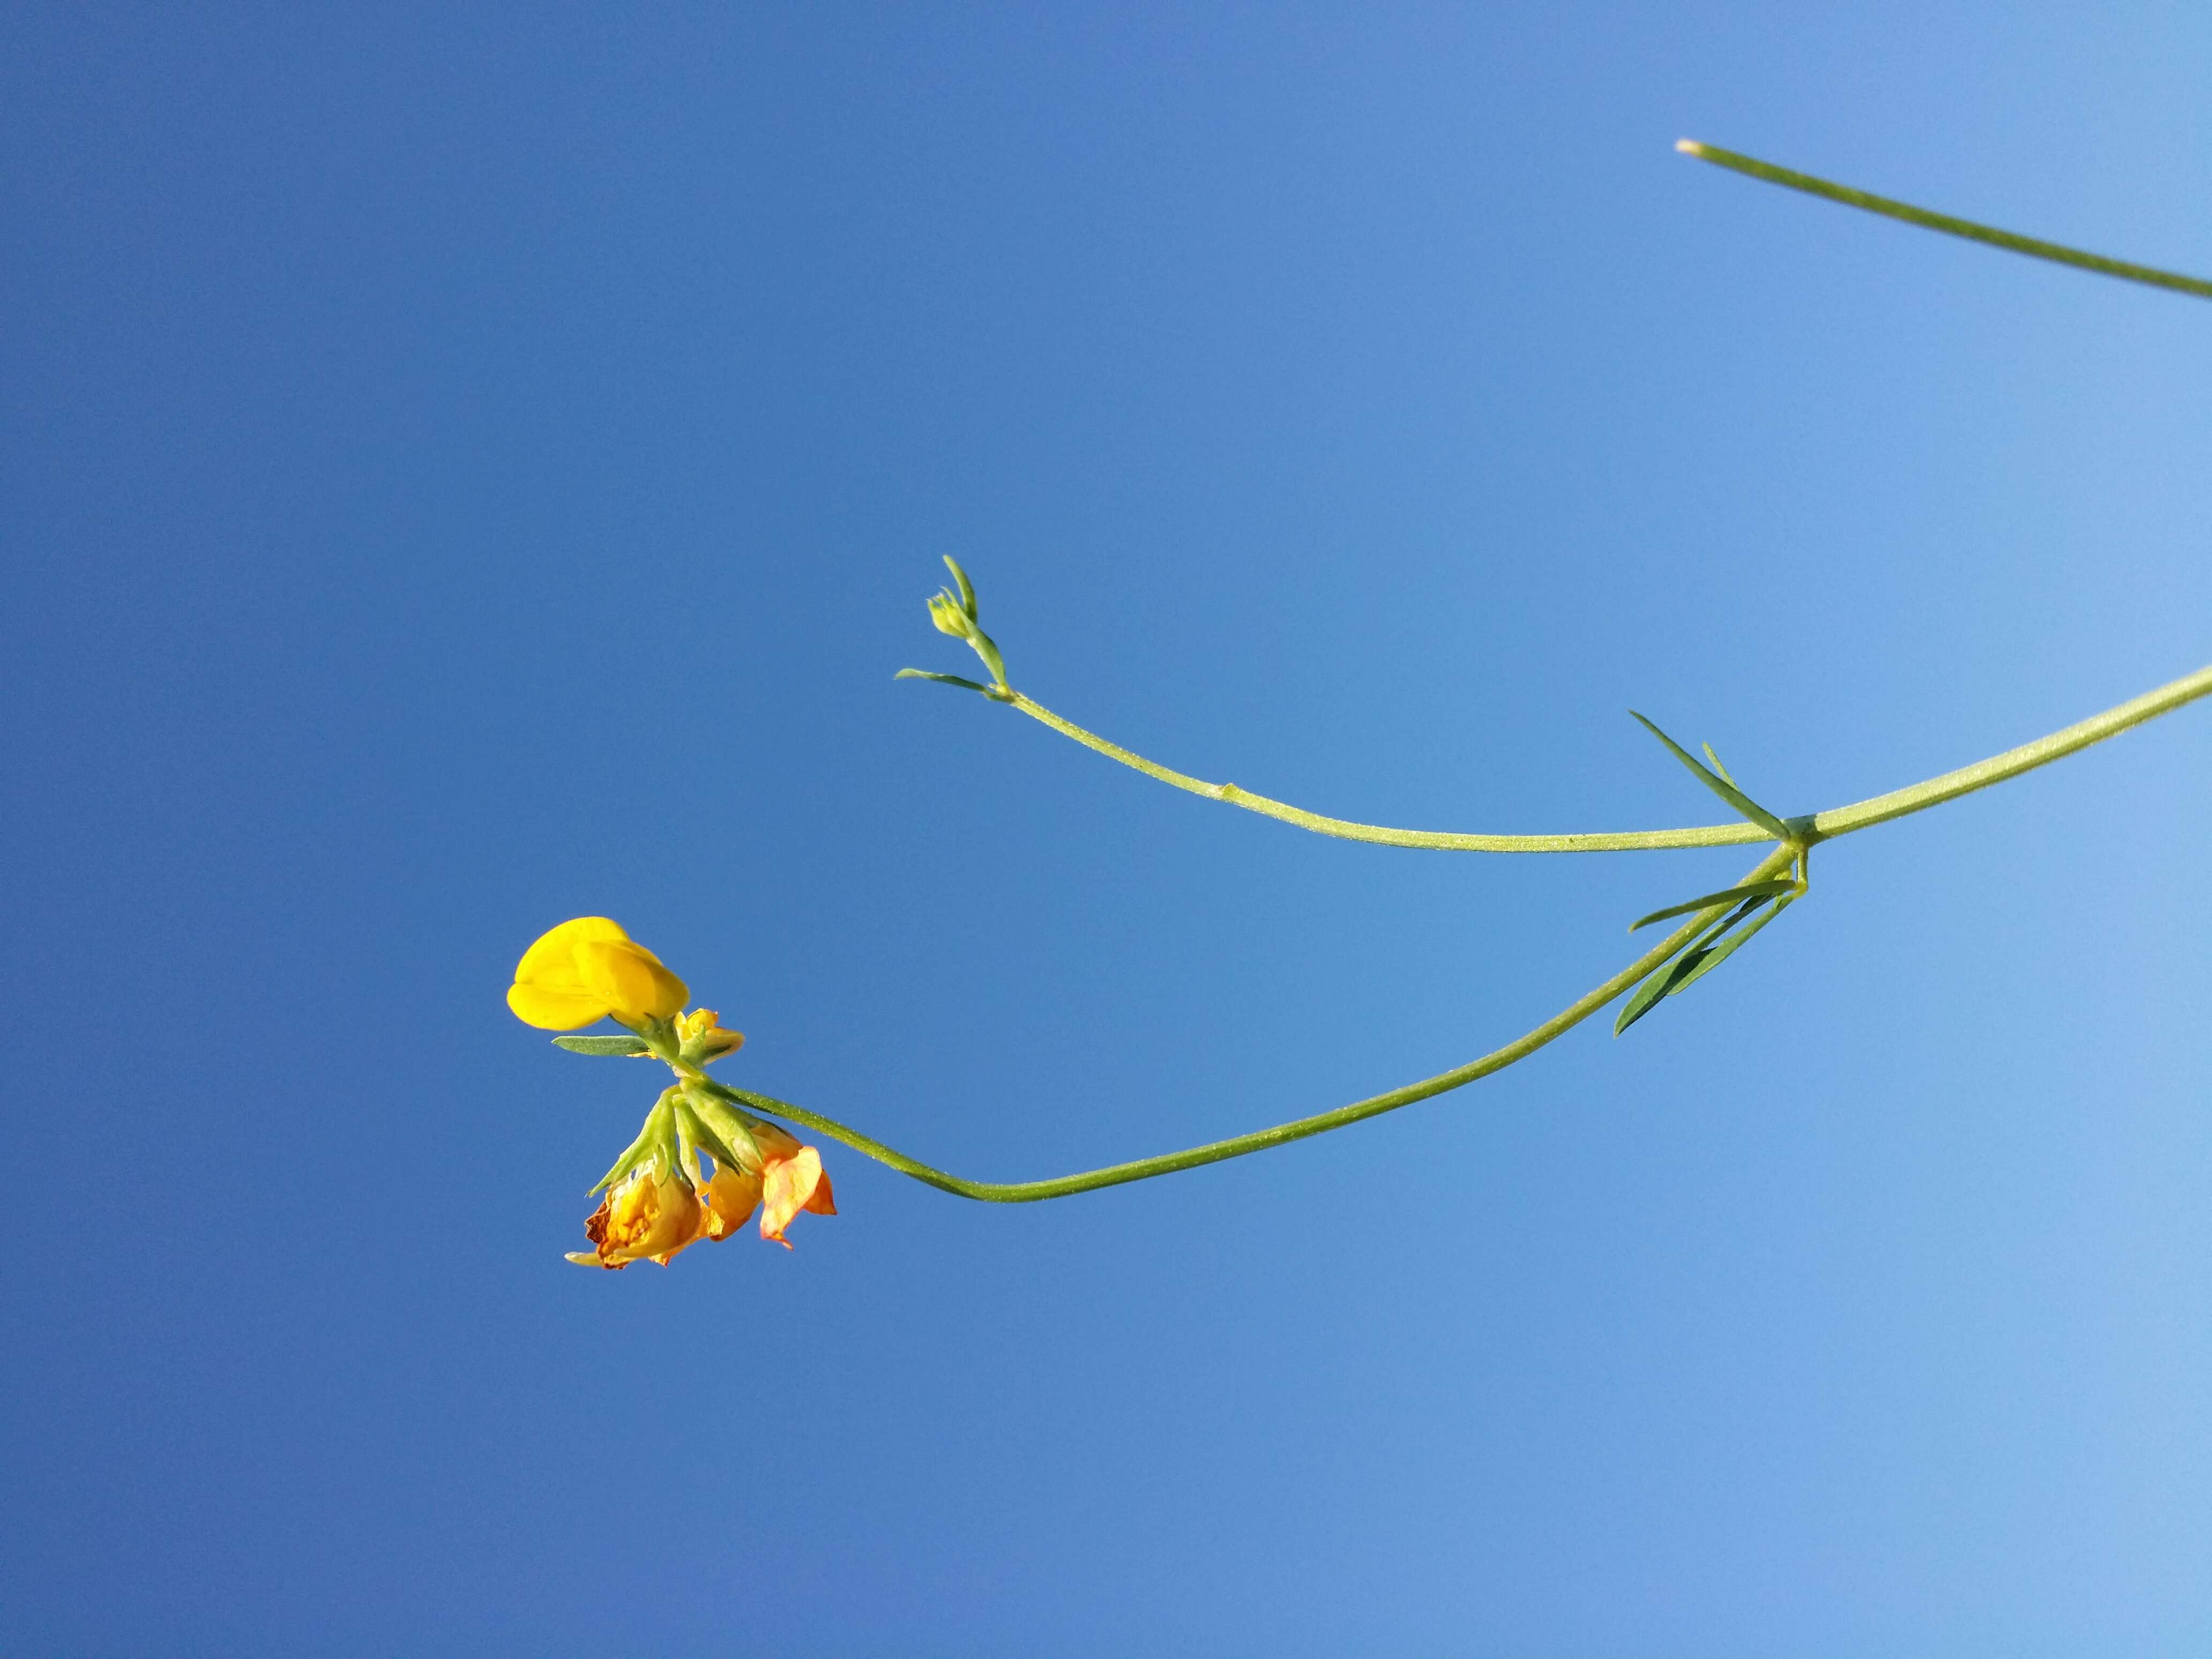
[506,981,614,1030]
[514,917,631,989]
[699,1166,763,1238]
[577,939,689,1023]
[583,1170,704,1267]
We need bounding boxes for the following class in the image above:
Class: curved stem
[1001,662,2212,854]
[703,847,1797,1202]
[1011,691,1769,852]
[1676,139,2212,301]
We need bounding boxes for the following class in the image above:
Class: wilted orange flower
[566,1167,706,1269]
[509,917,687,1031]
[697,1120,836,1249]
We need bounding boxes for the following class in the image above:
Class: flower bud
[928,590,974,638]
[674,1008,745,1065]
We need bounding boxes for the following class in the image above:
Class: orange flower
[509,917,688,1031]
[566,1167,704,1269]
[696,1120,836,1249]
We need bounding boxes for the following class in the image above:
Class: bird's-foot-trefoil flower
[689,1110,837,1249]
[509,918,835,1269]
[508,916,688,1032]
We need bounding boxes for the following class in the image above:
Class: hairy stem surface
[1676,139,2212,300]
[1005,662,2212,854]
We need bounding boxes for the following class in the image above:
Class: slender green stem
[700,847,1797,1203]
[1011,691,1769,852]
[744,654,2207,1203]
[762,139,2212,1216]
[1806,661,2212,839]
[1676,139,2212,300]
[1004,663,2212,855]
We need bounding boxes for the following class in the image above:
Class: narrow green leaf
[970,630,1009,689]
[1667,894,1793,997]
[552,1035,652,1057]
[1629,711,1791,838]
[1630,878,1796,931]
[894,668,993,693]
[1613,959,1686,1035]
[1614,895,1765,1035]
[1701,742,1736,786]
[944,555,979,620]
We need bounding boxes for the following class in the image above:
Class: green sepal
[590,1089,681,1195]
[1667,893,1793,997]
[1630,712,1791,839]
[683,1088,766,1174]
[551,1034,653,1057]
[895,668,995,693]
[679,1029,743,1067]
[1629,878,1797,931]
[1701,742,1736,786]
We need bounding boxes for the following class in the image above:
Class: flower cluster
[572,1107,836,1268]
[508,918,835,1269]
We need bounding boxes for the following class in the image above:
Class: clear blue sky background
[6,4,2211,1653]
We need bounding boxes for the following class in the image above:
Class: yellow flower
[508,917,688,1031]
[674,1007,745,1064]
[566,1166,705,1269]
[697,1120,836,1249]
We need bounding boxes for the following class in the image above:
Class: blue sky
[6,4,2211,1653]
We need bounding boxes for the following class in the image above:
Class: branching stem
[648,140,2212,1210]
[761,660,2212,1202]
[700,850,1797,1202]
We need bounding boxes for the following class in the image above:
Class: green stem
[1006,662,2212,854]
[769,661,2210,1202]
[1676,139,2212,300]
[779,136,2212,1213]
[702,847,1798,1203]
[1011,691,1768,853]
[1805,661,2212,838]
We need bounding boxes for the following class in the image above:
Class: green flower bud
[928,590,973,638]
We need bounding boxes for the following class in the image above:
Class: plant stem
[780,136,2212,1211]
[764,660,2211,1202]
[1010,691,1768,851]
[1003,663,2212,854]
[1675,139,2212,300]
[1807,662,2212,838]
[702,847,1798,1202]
